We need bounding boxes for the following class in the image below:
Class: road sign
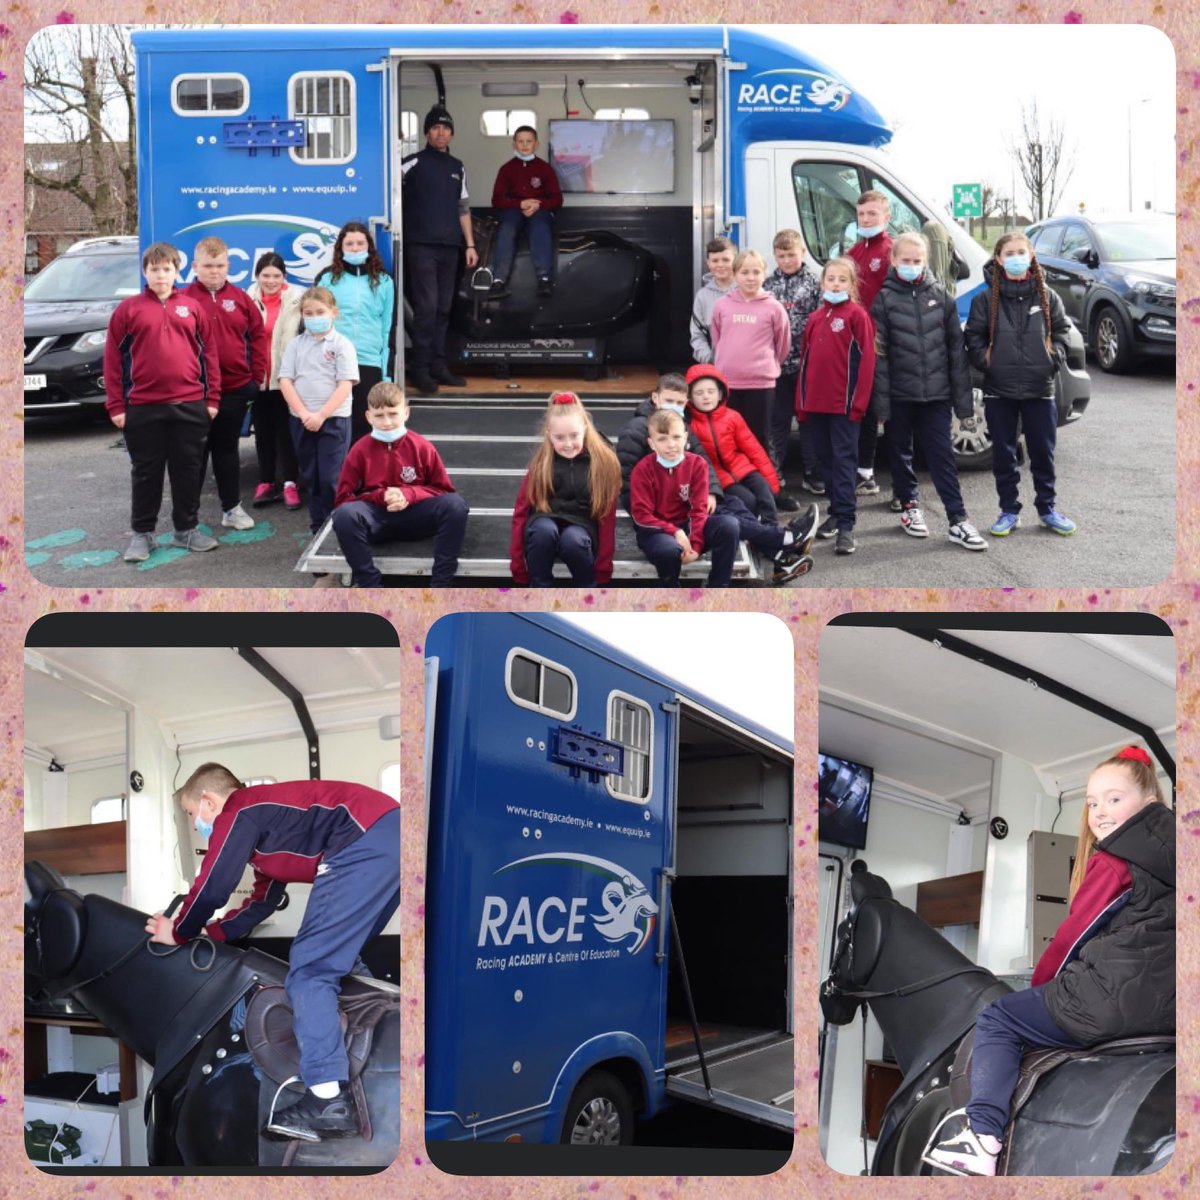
[953,183,983,219]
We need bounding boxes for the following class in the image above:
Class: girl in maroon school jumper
[710,249,791,455]
[795,258,876,557]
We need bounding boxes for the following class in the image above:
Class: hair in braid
[985,232,1050,366]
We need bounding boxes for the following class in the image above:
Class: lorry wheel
[560,1070,633,1145]
[951,388,993,471]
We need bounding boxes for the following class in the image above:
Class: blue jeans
[886,400,967,522]
[635,514,739,587]
[985,394,1058,516]
[967,984,1084,1140]
[290,415,351,532]
[286,807,400,1086]
[525,516,595,586]
[806,413,861,530]
[493,208,554,281]
[332,493,469,587]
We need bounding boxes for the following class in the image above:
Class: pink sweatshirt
[710,289,791,389]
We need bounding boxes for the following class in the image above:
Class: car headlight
[71,329,108,352]
[1126,277,1176,300]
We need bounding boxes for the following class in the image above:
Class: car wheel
[951,388,993,471]
[1091,306,1134,374]
[560,1070,633,1145]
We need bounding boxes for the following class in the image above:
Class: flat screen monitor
[548,119,675,195]
[818,752,874,851]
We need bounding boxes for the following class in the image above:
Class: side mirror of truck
[954,253,970,281]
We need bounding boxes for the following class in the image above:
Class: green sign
[953,183,983,218]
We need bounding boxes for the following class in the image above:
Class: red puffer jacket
[684,364,780,492]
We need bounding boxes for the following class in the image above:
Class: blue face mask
[823,290,849,305]
[343,250,369,266]
[305,315,333,335]
[656,452,685,468]
[1002,255,1031,277]
[515,152,536,162]
[896,264,924,283]
[370,424,407,443]
[857,224,884,239]
[658,401,687,415]
[195,812,214,840]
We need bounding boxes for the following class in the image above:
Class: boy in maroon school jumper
[331,382,469,587]
[489,126,563,297]
[105,241,221,563]
[182,235,269,532]
[145,762,400,1143]
[846,190,893,497]
[629,409,740,587]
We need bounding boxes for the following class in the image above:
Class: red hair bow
[1117,746,1152,766]
[551,392,577,405]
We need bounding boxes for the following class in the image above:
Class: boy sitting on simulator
[489,125,563,298]
[331,382,469,587]
[145,763,400,1143]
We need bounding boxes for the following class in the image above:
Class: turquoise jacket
[314,264,396,379]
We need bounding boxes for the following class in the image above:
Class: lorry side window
[480,109,538,138]
[605,692,652,804]
[790,162,860,262]
[400,111,420,158]
[172,74,249,117]
[289,71,356,164]
[505,648,577,720]
[863,173,925,238]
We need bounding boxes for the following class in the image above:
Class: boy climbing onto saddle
[145,763,400,1143]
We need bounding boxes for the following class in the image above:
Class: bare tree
[1009,101,1075,222]
[25,24,137,236]
[976,181,1004,243]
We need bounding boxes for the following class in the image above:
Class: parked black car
[23,236,141,415]
[1026,213,1175,373]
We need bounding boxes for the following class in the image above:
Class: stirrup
[265,1074,305,1129]
[920,1106,980,1177]
[470,266,495,293]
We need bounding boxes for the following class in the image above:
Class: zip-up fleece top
[629,452,711,554]
[334,430,457,509]
[710,289,791,388]
[491,155,563,211]
[510,454,617,585]
[687,366,780,492]
[401,145,470,246]
[847,230,893,311]
[103,287,220,417]
[795,300,876,423]
[313,264,397,377]
[172,780,398,944]
[180,280,268,393]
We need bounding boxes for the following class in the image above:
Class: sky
[763,24,1177,219]
[555,613,794,741]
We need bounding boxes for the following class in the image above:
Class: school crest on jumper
[679,483,691,501]
[831,317,845,333]
[401,466,417,483]
[531,176,542,189]
[869,257,882,272]
[174,305,190,318]
[221,298,237,312]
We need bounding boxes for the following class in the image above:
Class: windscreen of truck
[549,119,675,195]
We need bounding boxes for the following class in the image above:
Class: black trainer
[537,276,553,297]
[775,491,801,512]
[410,371,440,396]
[432,365,466,387]
[835,529,856,555]
[787,503,821,554]
[263,1085,358,1143]
[816,514,839,540]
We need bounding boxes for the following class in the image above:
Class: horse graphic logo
[806,76,852,111]
[495,852,659,955]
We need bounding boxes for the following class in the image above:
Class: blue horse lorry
[130,25,1088,581]
[424,613,794,1143]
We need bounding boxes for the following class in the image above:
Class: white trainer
[221,503,255,531]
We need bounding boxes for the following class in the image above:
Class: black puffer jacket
[964,260,1071,401]
[615,400,722,511]
[1043,800,1175,1044]
[870,269,972,422]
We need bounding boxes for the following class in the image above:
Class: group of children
[106,195,1074,585]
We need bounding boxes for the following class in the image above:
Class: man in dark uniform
[401,106,479,396]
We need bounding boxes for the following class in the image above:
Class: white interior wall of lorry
[64,763,126,826]
[399,60,699,209]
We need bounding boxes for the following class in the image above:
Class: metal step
[665,1031,794,1131]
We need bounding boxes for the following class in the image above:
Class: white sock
[857,468,874,480]
[782,531,795,546]
[310,1080,340,1099]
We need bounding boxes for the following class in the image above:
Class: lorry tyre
[951,388,993,471]
[560,1070,633,1145]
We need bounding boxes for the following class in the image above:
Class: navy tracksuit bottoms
[806,412,861,530]
[524,516,595,586]
[886,400,968,522]
[985,394,1059,516]
[635,514,739,587]
[332,493,469,587]
[286,807,401,1087]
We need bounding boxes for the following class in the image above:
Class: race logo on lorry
[475,853,658,972]
[735,69,852,115]
[174,214,339,285]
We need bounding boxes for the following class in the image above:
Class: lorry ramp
[294,393,761,584]
[665,1028,794,1131]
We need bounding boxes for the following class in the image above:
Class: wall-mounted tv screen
[548,119,675,195]
[818,752,874,851]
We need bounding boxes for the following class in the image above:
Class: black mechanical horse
[820,863,1174,1176]
[25,861,399,1168]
